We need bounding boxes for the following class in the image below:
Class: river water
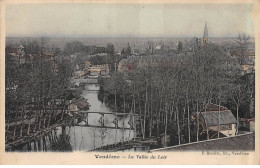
[56,83,134,151]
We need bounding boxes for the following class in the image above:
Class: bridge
[72,111,136,130]
[88,65,109,76]
[5,108,145,151]
[72,78,98,85]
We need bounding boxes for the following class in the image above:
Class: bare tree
[237,33,250,66]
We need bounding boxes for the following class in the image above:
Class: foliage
[99,43,253,145]
[237,33,250,65]
[50,134,73,152]
[5,39,73,117]
[106,43,115,55]
[64,41,84,55]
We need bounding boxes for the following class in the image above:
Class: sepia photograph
[0,0,259,165]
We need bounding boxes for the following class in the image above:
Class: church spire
[203,22,208,38]
[203,22,208,45]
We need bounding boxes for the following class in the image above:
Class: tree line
[6,38,73,120]
[99,43,255,146]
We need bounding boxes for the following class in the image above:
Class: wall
[208,124,236,137]
[250,121,255,132]
[220,124,236,137]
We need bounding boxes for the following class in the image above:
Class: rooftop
[201,111,237,126]
[150,133,255,152]
[199,103,237,126]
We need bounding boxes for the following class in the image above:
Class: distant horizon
[6,35,255,51]
[6,35,255,39]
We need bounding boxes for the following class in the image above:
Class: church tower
[202,22,208,45]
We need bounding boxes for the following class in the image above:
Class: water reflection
[58,83,134,151]
[18,129,71,152]
[50,126,73,152]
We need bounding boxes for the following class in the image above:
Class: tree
[147,41,154,54]
[237,33,250,66]
[98,42,248,145]
[177,41,183,53]
[106,43,115,55]
[125,43,131,56]
[230,83,246,134]
[64,41,84,54]
[89,55,106,65]
[5,38,73,124]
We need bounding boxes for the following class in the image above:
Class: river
[52,83,134,151]
[62,83,134,151]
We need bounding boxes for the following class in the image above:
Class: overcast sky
[5,3,254,38]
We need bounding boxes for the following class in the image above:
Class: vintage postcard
[0,0,259,165]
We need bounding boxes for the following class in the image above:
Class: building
[85,61,91,69]
[118,55,187,73]
[68,99,89,112]
[229,47,255,74]
[88,64,110,76]
[242,64,254,74]
[239,118,255,132]
[118,57,138,72]
[6,45,19,55]
[6,45,26,64]
[193,103,237,139]
[73,70,87,79]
